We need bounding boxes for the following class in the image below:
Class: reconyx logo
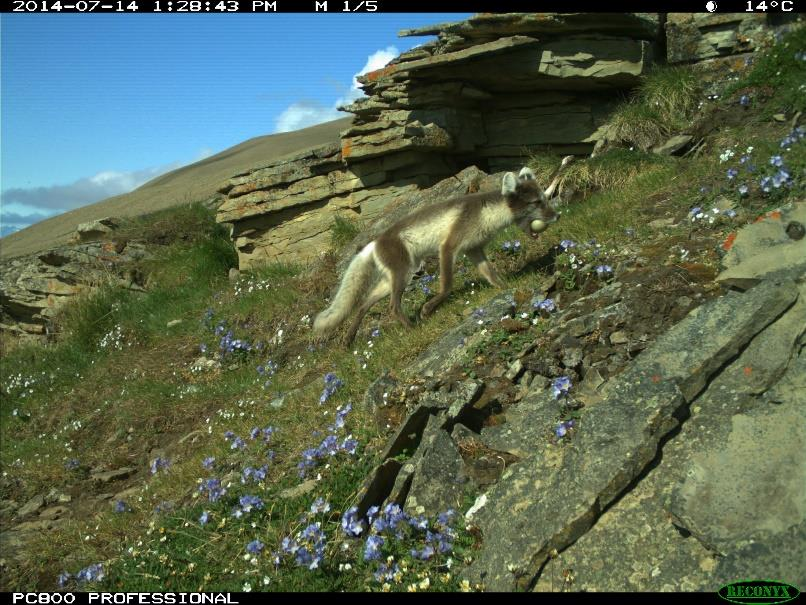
[719,580,800,605]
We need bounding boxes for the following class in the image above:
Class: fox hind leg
[344,277,391,346]
[466,246,505,289]
[375,234,414,329]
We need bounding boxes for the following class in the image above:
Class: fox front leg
[466,247,505,289]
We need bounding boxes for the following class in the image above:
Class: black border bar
[3,0,804,13]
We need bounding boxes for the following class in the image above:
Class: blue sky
[0,12,471,236]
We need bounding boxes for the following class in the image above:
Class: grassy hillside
[1,28,804,592]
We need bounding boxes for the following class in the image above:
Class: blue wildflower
[373,563,400,583]
[411,544,436,560]
[202,456,215,470]
[246,540,265,554]
[199,510,210,525]
[364,535,384,561]
[559,239,576,250]
[114,500,130,513]
[552,376,572,399]
[726,168,738,180]
[534,298,556,312]
[75,563,105,584]
[239,495,264,513]
[319,372,344,405]
[595,265,613,275]
[341,506,365,537]
[310,497,331,515]
[150,457,170,475]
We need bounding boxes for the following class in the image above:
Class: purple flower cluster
[114,500,130,513]
[555,419,576,439]
[75,563,105,584]
[232,494,264,518]
[501,240,522,254]
[559,239,576,250]
[595,265,613,276]
[250,425,276,443]
[341,506,366,537]
[356,504,456,581]
[224,431,247,450]
[218,329,253,356]
[297,404,357,477]
[57,562,106,587]
[150,457,170,475]
[419,273,435,296]
[780,126,805,150]
[246,539,265,555]
[534,298,556,312]
[374,562,401,583]
[64,458,80,471]
[319,372,344,405]
[241,465,268,484]
[552,376,572,399]
[198,477,227,503]
[202,456,215,470]
[257,360,278,389]
[280,522,327,570]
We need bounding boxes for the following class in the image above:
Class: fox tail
[313,242,376,334]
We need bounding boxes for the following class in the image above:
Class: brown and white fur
[314,156,573,344]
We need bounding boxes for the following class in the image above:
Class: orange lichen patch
[102,242,116,253]
[651,374,662,384]
[363,65,397,83]
[743,366,753,377]
[341,139,353,159]
[754,210,783,223]
[722,232,738,251]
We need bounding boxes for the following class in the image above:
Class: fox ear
[502,172,518,195]
[518,167,536,181]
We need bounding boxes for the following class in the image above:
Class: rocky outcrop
[217,12,793,270]
[665,13,782,64]
[217,13,661,268]
[74,217,120,243]
[0,241,148,341]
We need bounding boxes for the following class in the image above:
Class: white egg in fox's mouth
[530,219,547,236]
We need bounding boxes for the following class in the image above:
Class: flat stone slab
[462,280,798,591]
[90,467,137,483]
[718,203,806,289]
[670,400,806,554]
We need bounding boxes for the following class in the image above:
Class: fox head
[501,167,558,238]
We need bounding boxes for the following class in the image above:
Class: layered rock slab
[462,280,798,591]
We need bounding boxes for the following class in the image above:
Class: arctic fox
[314,156,573,344]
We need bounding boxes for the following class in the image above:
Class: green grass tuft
[606,65,703,150]
[329,215,362,250]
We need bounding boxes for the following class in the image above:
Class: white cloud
[274,46,399,133]
[0,147,216,233]
[275,102,345,134]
